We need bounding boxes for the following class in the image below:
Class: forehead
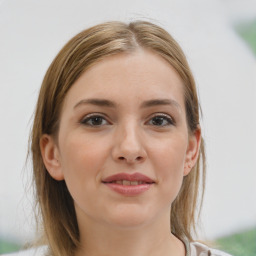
[63,50,185,110]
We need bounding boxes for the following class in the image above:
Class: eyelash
[80,113,175,127]
[148,113,175,127]
[80,114,110,127]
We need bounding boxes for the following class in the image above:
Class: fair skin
[41,49,201,256]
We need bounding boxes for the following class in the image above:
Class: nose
[111,122,147,164]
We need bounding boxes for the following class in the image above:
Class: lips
[102,172,155,184]
[102,172,155,196]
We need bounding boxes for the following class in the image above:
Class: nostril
[117,156,143,162]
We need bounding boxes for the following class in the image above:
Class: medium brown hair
[30,20,206,256]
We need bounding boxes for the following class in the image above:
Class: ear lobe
[184,127,201,176]
[40,134,64,181]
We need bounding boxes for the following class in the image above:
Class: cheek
[58,133,113,214]
[152,134,187,168]
[149,134,187,196]
[58,133,110,190]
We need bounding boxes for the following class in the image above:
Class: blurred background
[0,0,255,255]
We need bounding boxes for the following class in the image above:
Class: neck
[75,210,185,256]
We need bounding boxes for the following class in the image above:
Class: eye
[80,114,109,127]
[147,114,175,127]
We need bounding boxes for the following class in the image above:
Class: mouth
[102,172,155,196]
[102,172,155,184]
[103,180,153,185]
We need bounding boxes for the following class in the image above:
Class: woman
[7,20,231,256]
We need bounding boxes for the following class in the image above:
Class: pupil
[92,117,102,125]
[153,117,164,126]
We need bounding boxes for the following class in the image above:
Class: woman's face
[42,49,200,230]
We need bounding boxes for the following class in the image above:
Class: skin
[41,49,201,256]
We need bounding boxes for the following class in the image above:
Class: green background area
[215,228,256,256]
[0,240,21,255]
[235,19,256,56]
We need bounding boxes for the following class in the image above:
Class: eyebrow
[140,99,181,110]
[74,98,181,111]
[74,99,116,109]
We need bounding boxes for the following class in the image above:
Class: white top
[2,242,232,256]
[189,241,232,256]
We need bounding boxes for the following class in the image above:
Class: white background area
[0,0,256,244]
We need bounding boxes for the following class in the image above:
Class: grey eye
[149,115,174,126]
[81,115,108,126]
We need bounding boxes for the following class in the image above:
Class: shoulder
[1,246,47,256]
[190,241,233,256]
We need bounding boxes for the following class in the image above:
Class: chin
[104,204,154,229]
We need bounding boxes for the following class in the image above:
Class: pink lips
[102,172,155,196]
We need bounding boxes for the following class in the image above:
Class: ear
[40,134,64,181]
[184,126,201,176]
